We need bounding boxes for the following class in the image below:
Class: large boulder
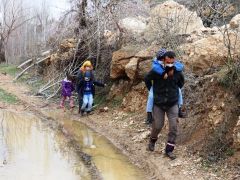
[110,47,139,79]
[230,14,240,29]
[125,57,139,80]
[137,59,152,79]
[110,44,159,80]
[122,82,148,112]
[110,59,130,79]
[180,32,240,73]
[108,80,131,100]
[119,17,147,34]
[145,0,204,41]
[135,45,159,60]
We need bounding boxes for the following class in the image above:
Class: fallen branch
[41,50,51,57]
[38,80,61,93]
[38,77,60,93]
[17,59,33,69]
[14,56,50,81]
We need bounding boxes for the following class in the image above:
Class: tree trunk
[0,39,6,63]
[79,0,88,28]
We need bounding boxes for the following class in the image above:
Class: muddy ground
[0,73,239,180]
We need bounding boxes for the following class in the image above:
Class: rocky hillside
[109,0,240,162]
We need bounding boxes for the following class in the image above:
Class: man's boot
[145,112,153,124]
[165,141,176,160]
[147,137,157,151]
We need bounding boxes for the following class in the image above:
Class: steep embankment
[105,1,240,178]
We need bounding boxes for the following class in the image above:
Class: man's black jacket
[144,70,184,108]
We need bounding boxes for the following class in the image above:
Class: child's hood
[152,58,165,75]
[63,78,72,83]
[151,58,184,74]
[174,60,184,71]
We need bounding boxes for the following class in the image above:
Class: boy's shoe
[165,152,176,160]
[87,111,93,115]
[145,112,153,124]
[81,110,85,116]
[178,107,187,118]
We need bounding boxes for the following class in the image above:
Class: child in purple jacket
[60,74,75,109]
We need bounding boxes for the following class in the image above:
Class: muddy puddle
[0,110,90,180]
[44,110,145,180]
[0,109,145,180]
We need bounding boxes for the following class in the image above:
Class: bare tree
[0,0,35,63]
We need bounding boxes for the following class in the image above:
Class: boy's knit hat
[156,48,167,60]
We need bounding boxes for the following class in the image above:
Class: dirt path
[0,74,229,180]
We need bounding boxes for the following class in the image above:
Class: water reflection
[0,110,90,180]
[46,110,145,180]
[0,115,8,166]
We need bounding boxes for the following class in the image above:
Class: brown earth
[0,73,239,180]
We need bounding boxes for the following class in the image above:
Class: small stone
[137,129,145,132]
[194,158,202,163]
[103,107,109,112]
[221,102,225,108]
[123,122,128,127]
[132,130,150,142]
[90,145,96,149]
[170,160,182,167]
[212,106,217,112]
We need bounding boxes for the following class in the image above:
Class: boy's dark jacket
[145,70,184,108]
[76,70,104,97]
